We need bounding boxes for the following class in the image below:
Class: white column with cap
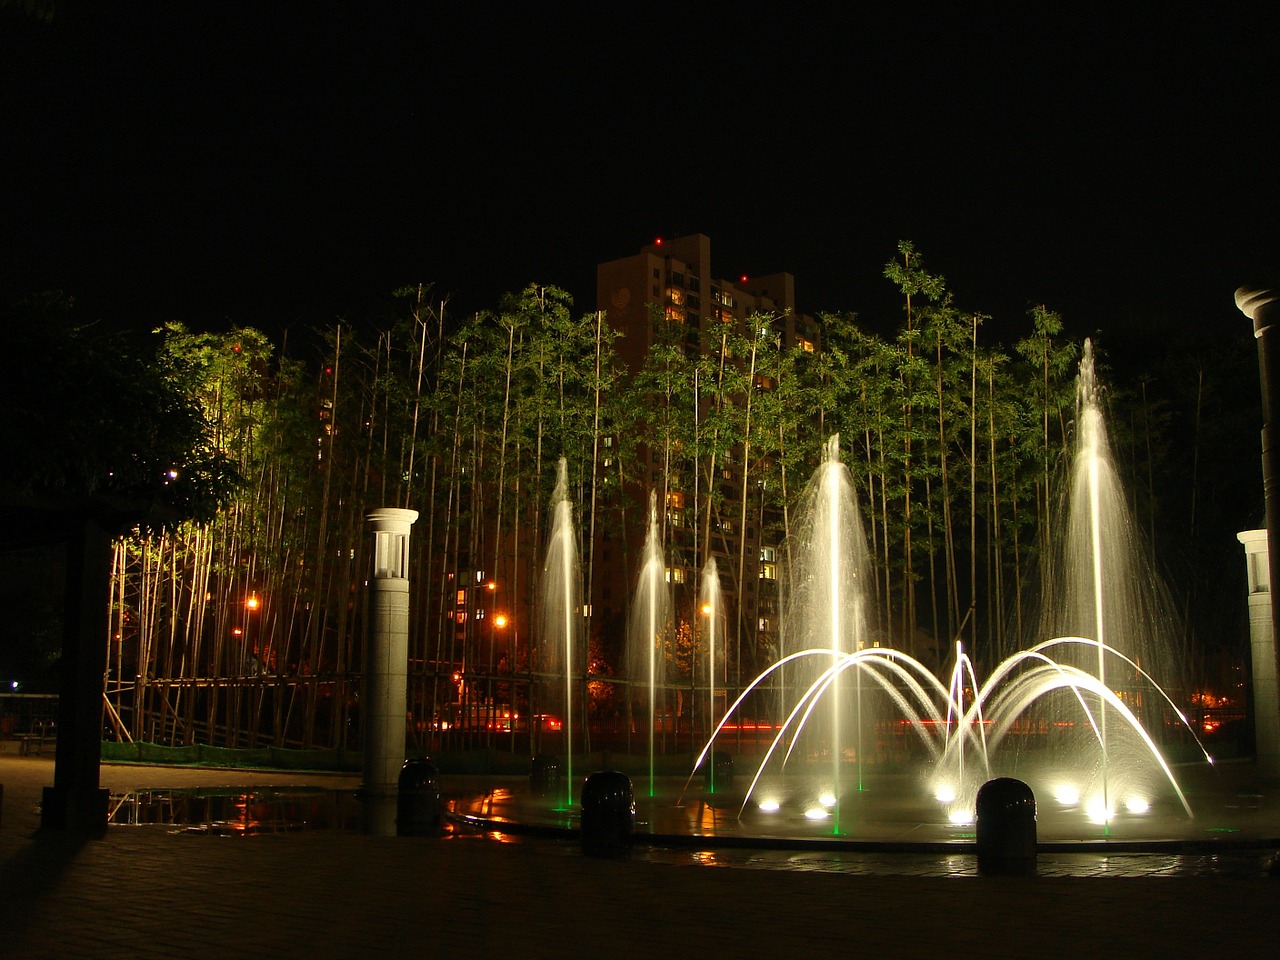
[361,507,419,834]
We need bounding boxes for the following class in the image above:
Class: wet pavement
[3,750,1280,958]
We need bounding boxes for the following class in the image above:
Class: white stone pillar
[361,507,418,835]
[1238,529,1280,780]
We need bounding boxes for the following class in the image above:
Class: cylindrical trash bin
[580,770,634,856]
[975,777,1037,875]
[396,757,441,837]
[701,750,734,791]
[530,754,562,798]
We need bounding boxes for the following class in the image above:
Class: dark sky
[2,4,1276,346]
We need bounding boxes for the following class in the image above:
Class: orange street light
[493,614,509,629]
[245,595,261,611]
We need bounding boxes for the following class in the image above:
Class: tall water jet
[782,435,872,822]
[627,491,670,797]
[699,557,722,790]
[539,458,580,809]
[1034,339,1186,822]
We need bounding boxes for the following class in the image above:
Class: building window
[665,496,686,527]
[456,589,467,606]
[665,567,686,584]
[759,562,777,581]
[797,337,815,353]
[760,546,776,563]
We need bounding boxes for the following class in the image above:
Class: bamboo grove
[105,244,1232,753]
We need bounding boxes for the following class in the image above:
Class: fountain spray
[700,558,720,792]
[539,459,580,810]
[628,491,670,798]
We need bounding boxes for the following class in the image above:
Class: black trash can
[530,754,563,798]
[975,777,1036,875]
[397,757,441,837]
[700,750,734,791]
[580,770,634,856]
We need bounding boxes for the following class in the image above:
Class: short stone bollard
[530,754,562,798]
[976,777,1037,875]
[700,750,734,791]
[580,770,634,857]
[396,757,441,837]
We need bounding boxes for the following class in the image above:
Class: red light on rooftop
[740,275,749,283]
[654,237,663,245]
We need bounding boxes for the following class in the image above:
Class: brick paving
[3,749,1280,959]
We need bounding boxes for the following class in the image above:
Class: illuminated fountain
[538,458,580,809]
[691,342,1210,836]
[626,491,671,798]
[699,557,724,792]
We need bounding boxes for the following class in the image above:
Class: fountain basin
[445,762,1280,853]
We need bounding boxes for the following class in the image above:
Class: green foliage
[0,294,238,523]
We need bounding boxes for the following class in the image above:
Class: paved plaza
[2,750,1280,959]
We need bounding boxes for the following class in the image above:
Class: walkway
[2,751,1279,959]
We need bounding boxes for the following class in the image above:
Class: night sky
[2,4,1277,347]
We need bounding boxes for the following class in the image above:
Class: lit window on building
[797,337,815,352]
[456,589,467,606]
[665,567,686,584]
[760,546,776,563]
[759,562,777,581]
